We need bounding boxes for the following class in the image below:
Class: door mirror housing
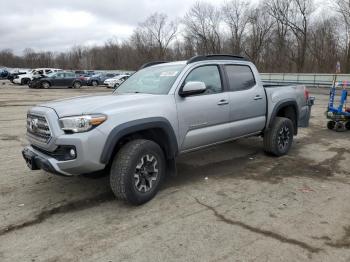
[179,81,206,97]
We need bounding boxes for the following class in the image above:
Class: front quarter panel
[96,94,179,162]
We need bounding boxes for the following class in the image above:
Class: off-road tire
[263,117,294,156]
[110,139,165,205]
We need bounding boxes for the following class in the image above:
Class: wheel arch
[72,80,82,87]
[100,117,178,165]
[41,80,52,87]
[268,100,299,135]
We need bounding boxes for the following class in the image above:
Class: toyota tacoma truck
[22,55,314,205]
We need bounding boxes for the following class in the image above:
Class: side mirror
[179,81,206,97]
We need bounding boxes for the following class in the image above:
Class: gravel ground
[0,80,350,262]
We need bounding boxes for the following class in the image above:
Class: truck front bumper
[22,143,106,176]
[22,146,72,176]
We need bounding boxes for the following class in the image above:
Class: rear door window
[64,73,75,78]
[225,65,256,91]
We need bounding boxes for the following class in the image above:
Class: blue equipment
[327,80,350,131]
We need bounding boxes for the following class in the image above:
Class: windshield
[46,72,56,78]
[114,64,184,95]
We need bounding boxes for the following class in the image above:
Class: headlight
[59,114,107,133]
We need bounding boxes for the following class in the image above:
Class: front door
[63,72,76,87]
[52,72,66,86]
[176,65,230,152]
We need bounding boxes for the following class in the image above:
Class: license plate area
[22,148,39,170]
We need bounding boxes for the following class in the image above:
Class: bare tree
[335,0,350,72]
[183,2,222,54]
[133,13,178,60]
[0,0,347,73]
[222,0,250,55]
[308,18,339,72]
[264,0,291,72]
[265,0,314,72]
[244,6,274,65]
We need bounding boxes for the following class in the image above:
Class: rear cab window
[224,65,256,91]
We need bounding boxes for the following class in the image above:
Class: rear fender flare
[267,100,299,135]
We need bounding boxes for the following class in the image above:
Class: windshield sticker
[160,71,178,77]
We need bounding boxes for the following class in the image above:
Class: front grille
[26,113,52,143]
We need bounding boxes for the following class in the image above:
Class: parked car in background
[13,68,62,85]
[104,74,130,88]
[29,71,84,89]
[0,68,9,79]
[7,69,31,83]
[74,70,95,77]
[87,72,118,86]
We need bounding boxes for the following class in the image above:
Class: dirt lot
[0,80,350,262]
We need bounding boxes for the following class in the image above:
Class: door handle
[254,95,263,100]
[217,99,229,106]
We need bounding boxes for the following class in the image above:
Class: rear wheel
[73,81,81,88]
[335,122,346,132]
[264,117,294,156]
[91,80,98,87]
[346,122,350,130]
[114,82,120,89]
[110,139,165,205]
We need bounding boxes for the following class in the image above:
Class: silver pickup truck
[22,55,314,205]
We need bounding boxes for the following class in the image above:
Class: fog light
[69,148,76,158]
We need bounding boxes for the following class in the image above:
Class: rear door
[176,65,231,151]
[64,72,76,87]
[224,64,266,138]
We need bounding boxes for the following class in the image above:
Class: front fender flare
[100,117,178,164]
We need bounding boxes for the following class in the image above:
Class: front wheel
[327,121,336,130]
[91,80,98,87]
[110,139,165,205]
[264,117,294,156]
[41,81,50,89]
[21,78,30,85]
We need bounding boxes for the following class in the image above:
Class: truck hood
[39,93,158,117]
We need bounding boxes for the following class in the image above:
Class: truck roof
[140,54,250,70]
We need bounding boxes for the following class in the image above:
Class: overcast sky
[0,0,231,55]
